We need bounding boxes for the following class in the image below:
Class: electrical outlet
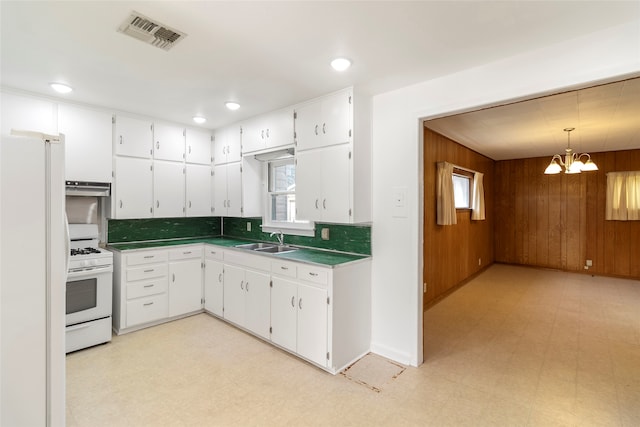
[246,222,251,232]
[586,259,593,267]
[321,228,330,240]
[478,258,482,266]
[423,282,427,293]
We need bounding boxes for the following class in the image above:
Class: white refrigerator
[1,130,66,426]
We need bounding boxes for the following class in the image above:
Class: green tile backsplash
[108,217,221,243]
[223,217,371,255]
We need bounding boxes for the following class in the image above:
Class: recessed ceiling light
[192,116,206,124]
[330,58,351,72]
[225,101,240,111]
[50,82,73,94]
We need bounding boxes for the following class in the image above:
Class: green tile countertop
[107,237,370,267]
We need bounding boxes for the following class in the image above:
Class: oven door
[66,265,113,326]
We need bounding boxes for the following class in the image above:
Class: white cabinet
[296,144,351,223]
[168,247,203,317]
[241,108,294,154]
[153,160,185,218]
[114,115,153,158]
[186,164,212,217]
[153,122,185,162]
[113,156,153,219]
[204,247,224,316]
[0,91,57,137]
[58,104,113,183]
[112,248,169,333]
[222,251,272,340]
[212,157,261,217]
[213,125,241,165]
[294,89,351,151]
[185,128,212,165]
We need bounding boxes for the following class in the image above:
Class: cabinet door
[153,161,185,218]
[169,258,203,317]
[223,265,245,326]
[212,164,228,216]
[297,283,328,367]
[320,91,351,147]
[114,157,153,219]
[58,104,113,183]
[186,164,212,217]
[212,128,227,166]
[295,150,322,221]
[270,277,297,352]
[265,108,294,150]
[294,100,323,151]
[226,125,242,163]
[154,122,185,162]
[114,115,153,158]
[240,116,265,154]
[320,144,351,223]
[185,128,212,165]
[244,269,271,339]
[226,162,243,217]
[204,259,224,316]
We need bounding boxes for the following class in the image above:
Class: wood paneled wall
[494,150,640,278]
[423,128,495,307]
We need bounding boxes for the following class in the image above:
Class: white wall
[370,21,640,366]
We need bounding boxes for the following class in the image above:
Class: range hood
[253,147,295,162]
[65,181,110,197]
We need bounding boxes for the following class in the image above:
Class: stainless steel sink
[235,242,298,254]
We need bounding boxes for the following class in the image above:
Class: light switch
[321,228,330,240]
[392,186,408,218]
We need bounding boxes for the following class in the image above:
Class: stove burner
[70,247,102,256]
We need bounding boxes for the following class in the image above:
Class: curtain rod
[438,161,478,175]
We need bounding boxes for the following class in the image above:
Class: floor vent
[118,11,186,51]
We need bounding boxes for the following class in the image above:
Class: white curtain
[471,171,486,220]
[606,171,640,220]
[436,162,456,225]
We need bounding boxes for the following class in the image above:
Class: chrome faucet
[270,230,284,246]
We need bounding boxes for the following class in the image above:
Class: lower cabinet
[203,247,224,316]
[168,247,204,317]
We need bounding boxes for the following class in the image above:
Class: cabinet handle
[143,269,154,273]
[227,145,230,155]
[322,123,326,134]
[223,200,227,208]
[218,273,222,282]
[227,199,231,207]
[119,135,123,145]
[309,272,318,277]
[183,251,192,255]
[315,199,319,209]
[280,266,288,270]
[299,298,303,309]
[119,200,123,209]
[314,124,318,135]
[172,273,175,282]
[189,145,192,154]
[240,280,244,290]
[323,199,326,209]
[144,284,154,288]
[261,130,264,139]
[156,201,160,208]
[144,255,154,259]
[266,128,269,138]
[291,296,295,307]
[156,141,160,150]
[246,282,249,292]
[143,302,154,307]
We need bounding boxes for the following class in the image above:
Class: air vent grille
[118,11,186,51]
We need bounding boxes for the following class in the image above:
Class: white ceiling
[1,1,639,159]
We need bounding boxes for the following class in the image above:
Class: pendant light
[544,128,598,174]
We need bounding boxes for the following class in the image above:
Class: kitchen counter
[107,236,370,267]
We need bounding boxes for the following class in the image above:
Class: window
[262,158,313,235]
[452,173,471,209]
[606,171,640,220]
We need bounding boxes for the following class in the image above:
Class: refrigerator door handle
[64,213,70,276]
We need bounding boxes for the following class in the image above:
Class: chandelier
[544,127,598,174]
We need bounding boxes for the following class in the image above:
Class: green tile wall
[108,217,221,243]
[223,217,371,255]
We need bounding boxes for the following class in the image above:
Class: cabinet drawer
[205,246,224,261]
[126,294,168,328]
[169,246,203,261]
[127,264,168,282]
[271,260,297,278]
[127,251,168,266]
[127,277,168,300]
[297,265,328,285]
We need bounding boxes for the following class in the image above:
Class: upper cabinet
[58,104,113,183]
[294,89,352,151]
[241,108,294,154]
[185,128,213,165]
[213,125,241,165]
[114,115,153,159]
[153,122,185,162]
[113,156,153,219]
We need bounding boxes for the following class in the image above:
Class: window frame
[452,169,473,210]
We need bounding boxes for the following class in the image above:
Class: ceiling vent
[118,11,186,51]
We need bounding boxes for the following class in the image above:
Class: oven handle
[67,265,113,279]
